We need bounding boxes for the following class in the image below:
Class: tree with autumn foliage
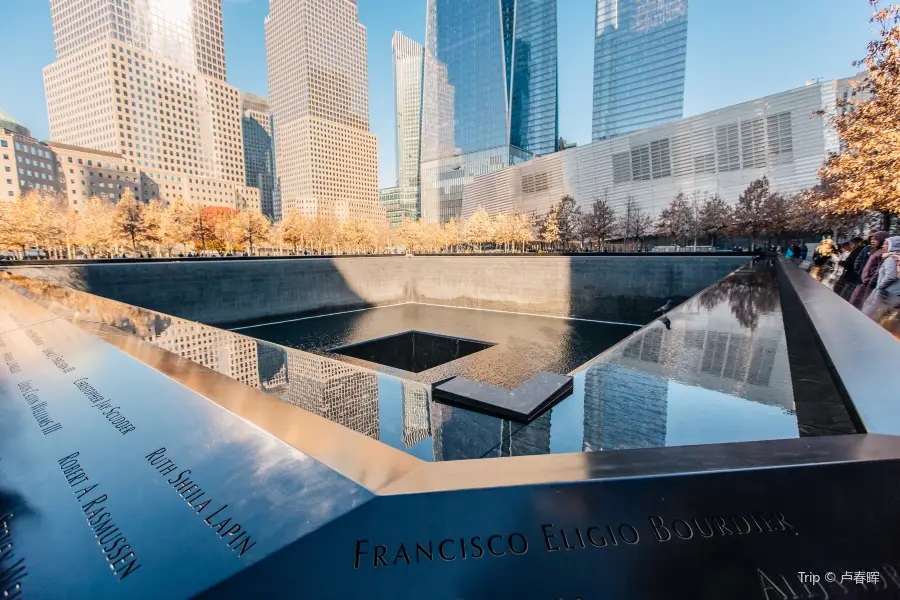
[112,189,145,255]
[234,210,271,256]
[539,204,561,249]
[280,210,309,253]
[816,0,900,229]
[464,207,495,251]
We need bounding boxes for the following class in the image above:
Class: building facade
[43,0,259,211]
[0,110,60,200]
[388,32,425,225]
[266,0,382,223]
[378,185,403,228]
[462,82,842,222]
[420,0,558,223]
[47,142,138,212]
[241,92,276,220]
[592,0,688,141]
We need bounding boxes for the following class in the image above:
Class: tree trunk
[131,231,136,256]
[882,211,892,233]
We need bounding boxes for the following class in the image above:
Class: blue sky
[0,0,878,188]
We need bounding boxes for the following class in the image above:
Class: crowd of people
[796,231,900,323]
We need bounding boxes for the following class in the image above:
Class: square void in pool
[329,330,495,373]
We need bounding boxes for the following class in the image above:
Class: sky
[0,0,878,189]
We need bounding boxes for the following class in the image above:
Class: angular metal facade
[462,82,841,222]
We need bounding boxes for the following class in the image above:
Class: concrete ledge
[778,259,900,435]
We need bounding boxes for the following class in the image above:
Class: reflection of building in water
[401,383,431,448]
[583,363,668,451]
[147,321,260,388]
[504,412,551,456]
[611,313,789,410]
[256,341,288,393]
[285,351,379,440]
[430,402,551,460]
[622,326,778,390]
[430,403,509,461]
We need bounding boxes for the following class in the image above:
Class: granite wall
[7,255,749,326]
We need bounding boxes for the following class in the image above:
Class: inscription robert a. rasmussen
[145,447,257,558]
[58,452,142,580]
[73,378,136,435]
[17,380,62,436]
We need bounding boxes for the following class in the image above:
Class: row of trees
[535,195,655,251]
[0,191,540,258]
[651,177,860,249]
[0,182,849,260]
[0,190,273,258]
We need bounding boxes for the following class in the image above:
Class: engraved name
[72,378,136,435]
[145,447,257,558]
[58,452,142,580]
[24,330,43,347]
[758,565,900,599]
[4,352,21,374]
[0,512,27,600]
[354,511,794,569]
[17,380,62,436]
[42,348,75,373]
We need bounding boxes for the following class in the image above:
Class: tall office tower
[386,32,425,225]
[241,92,277,220]
[420,0,558,223]
[43,0,260,210]
[592,0,688,141]
[266,0,382,223]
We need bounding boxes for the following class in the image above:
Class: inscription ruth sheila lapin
[145,447,258,558]
[354,511,793,569]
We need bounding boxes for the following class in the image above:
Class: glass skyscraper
[592,0,688,141]
[384,32,425,225]
[420,0,558,222]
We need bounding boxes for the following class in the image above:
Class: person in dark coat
[861,231,891,285]
[839,237,866,282]
[854,232,885,280]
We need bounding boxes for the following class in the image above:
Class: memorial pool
[231,303,638,388]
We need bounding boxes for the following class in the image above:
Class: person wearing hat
[860,231,892,285]
[854,231,888,280]
[875,236,900,295]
